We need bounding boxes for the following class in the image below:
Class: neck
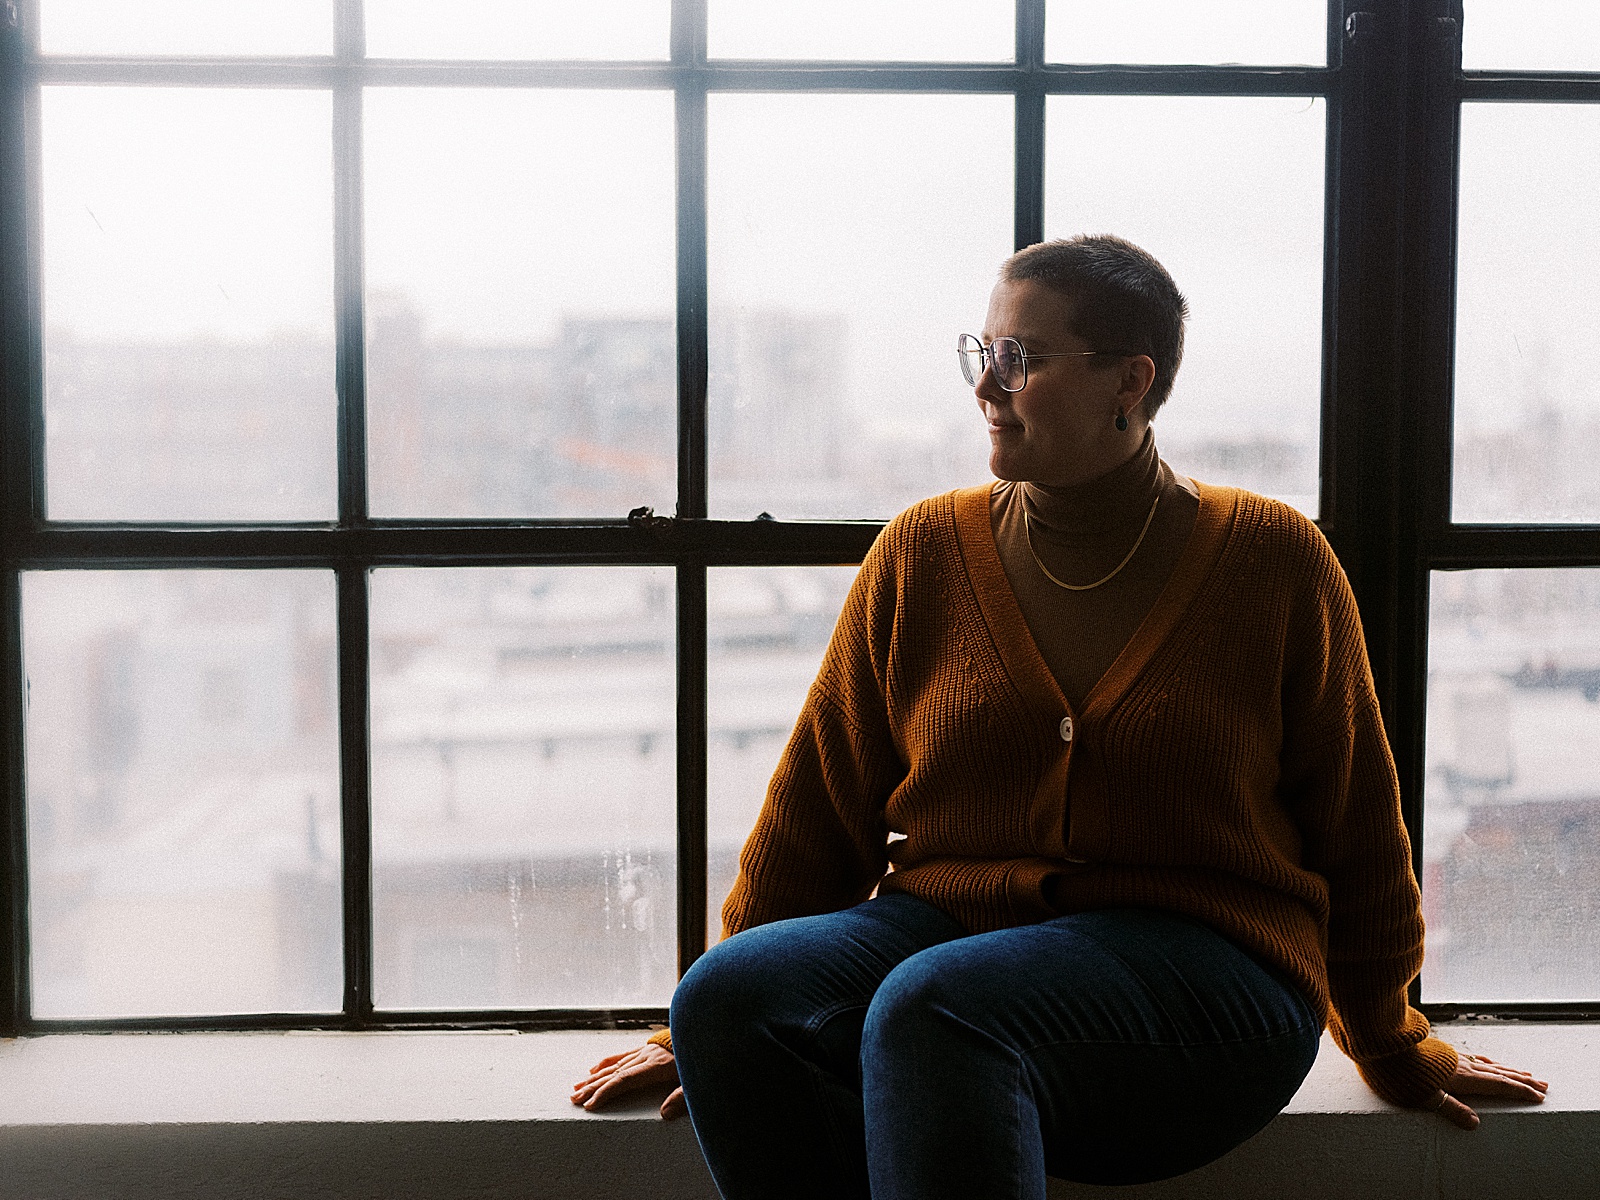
[1022,429,1162,543]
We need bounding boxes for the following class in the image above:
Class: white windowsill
[0,1024,1596,1199]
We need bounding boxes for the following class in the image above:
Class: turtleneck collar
[1021,428,1163,544]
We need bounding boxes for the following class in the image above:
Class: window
[2,1,1591,1033]
[1415,0,1600,1016]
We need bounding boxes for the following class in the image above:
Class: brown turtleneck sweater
[990,429,1198,708]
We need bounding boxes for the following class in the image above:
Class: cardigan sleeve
[1277,530,1458,1107]
[718,521,909,939]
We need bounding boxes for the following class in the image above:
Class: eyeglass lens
[957,334,985,387]
[957,334,1025,392]
[991,337,1023,390]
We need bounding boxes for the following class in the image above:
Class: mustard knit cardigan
[709,481,1456,1107]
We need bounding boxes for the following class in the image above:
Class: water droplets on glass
[369,567,676,1010]
[1425,569,1600,1002]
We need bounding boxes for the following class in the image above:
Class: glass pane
[1045,96,1325,515]
[1453,103,1600,524]
[707,566,855,942]
[1047,0,1325,66]
[709,0,1012,62]
[23,570,340,1018]
[40,0,331,56]
[365,89,675,518]
[370,567,676,1010]
[1463,1,1600,72]
[365,0,669,60]
[41,87,335,521]
[708,93,1011,519]
[1425,569,1600,1002]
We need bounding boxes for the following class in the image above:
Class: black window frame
[1399,0,1600,1021]
[3,0,1592,1035]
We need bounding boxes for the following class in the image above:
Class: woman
[571,235,1546,1197]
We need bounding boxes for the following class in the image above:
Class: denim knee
[860,949,958,1061]
[670,932,761,1048]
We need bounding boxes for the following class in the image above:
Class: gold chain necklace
[1024,493,1160,592]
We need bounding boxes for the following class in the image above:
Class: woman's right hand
[570,1041,686,1120]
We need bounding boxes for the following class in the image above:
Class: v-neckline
[952,479,1235,722]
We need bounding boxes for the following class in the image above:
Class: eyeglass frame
[956,333,1135,394]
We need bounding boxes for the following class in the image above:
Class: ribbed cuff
[1354,1035,1459,1107]
[645,1027,673,1054]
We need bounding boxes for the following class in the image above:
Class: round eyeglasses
[957,333,1121,394]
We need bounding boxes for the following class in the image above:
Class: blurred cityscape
[26,306,1600,1017]
[23,562,852,1017]
[1424,568,1600,1002]
[46,296,1322,524]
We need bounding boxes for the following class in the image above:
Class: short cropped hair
[1001,235,1188,418]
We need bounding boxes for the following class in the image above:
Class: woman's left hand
[570,1042,686,1120]
[1426,1053,1549,1129]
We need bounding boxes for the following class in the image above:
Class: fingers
[570,1055,636,1104]
[1426,1052,1551,1130]
[660,1086,688,1121]
[1451,1054,1549,1102]
[571,1049,645,1107]
[1436,1093,1480,1131]
[569,1043,679,1111]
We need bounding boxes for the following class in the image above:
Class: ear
[1116,355,1157,412]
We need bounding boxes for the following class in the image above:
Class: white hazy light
[365,0,670,60]
[39,0,332,56]
[1462,0,1600,71]
[42,87,333,343]
[364,88,675,344]
[1047,0,1325,66]
[709,0,1013,61]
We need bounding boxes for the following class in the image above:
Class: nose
[974,360,1008,411]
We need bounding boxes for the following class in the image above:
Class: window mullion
[672,0,710,978]
[0,570,26,1037]
[0,7,33,1037]
[333,0,372,1024]
[337,566,374,1023]
[1400,0,1464,896]
[1015,0,1044,251]
[334,1,367,528]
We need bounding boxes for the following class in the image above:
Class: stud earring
[1114,412,1129,432]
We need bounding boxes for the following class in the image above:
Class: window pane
[1425,569,1600,1002]
[1045,96,1325,515]
[1047,0,1325,66]
[709,0,1012,62]
[1453,103,1600,524]
[708,93,1011,520]
[370,567,675,1010]
[41,87,335,521]
[40,0,331,56]
[365,90,675,518]
[23,570,340,1018]
[365,0,669,60]
[1462,1,1600,72]
[707,566,855,942]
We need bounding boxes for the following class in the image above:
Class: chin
[988,452,1039,484]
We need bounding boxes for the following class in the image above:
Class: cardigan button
[1059,716,1074,742]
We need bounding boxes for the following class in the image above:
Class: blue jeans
[670,894,1320,1200]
